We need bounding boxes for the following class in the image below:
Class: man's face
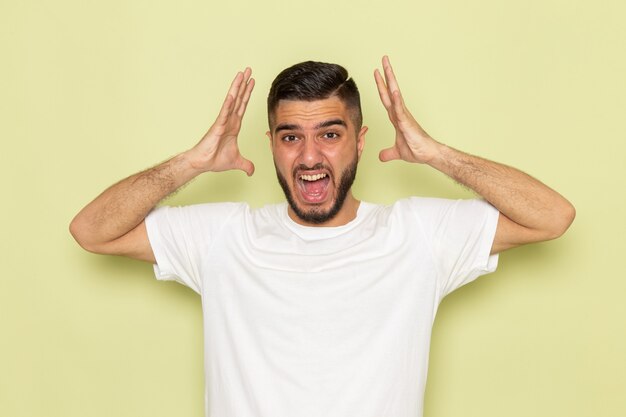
[267,96,367,226]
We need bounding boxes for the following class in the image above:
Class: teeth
[300,173,327,181]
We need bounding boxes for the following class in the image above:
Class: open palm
[374,56,439,164]
[191,67,256,176]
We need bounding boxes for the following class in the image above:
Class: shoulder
[146,202,252,235]
[150,201,249,218]
[387,197,498,235]
[392,197,496,215]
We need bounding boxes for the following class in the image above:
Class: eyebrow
[274,119,347,134]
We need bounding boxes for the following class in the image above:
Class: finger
[242,66,252,83]
[234,67,252,112]
[379,146,401,162]
[382,55,401,95]
[214,92,236,126]
[226,71,244,102]
[391,89,407,122]
[237,76,255,118]
[374,69,392,110]
[215,71,244,124]
[236,156,255,176]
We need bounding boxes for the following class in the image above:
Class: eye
[281,134,298,142]
[323,132,340,140]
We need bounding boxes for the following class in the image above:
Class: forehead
[271,96,351,131]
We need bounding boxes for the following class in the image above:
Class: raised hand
[189,68,256,176]
[374,56,440,164]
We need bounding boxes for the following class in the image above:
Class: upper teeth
[300,173,327,181]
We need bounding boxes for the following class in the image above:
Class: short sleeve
[408,197,500,299]
[144,202,244,294]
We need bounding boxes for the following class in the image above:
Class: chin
[275,157,358,225]
[293,200,340,225]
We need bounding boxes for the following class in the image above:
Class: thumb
[379,147,400,162]
[236,157,255,176]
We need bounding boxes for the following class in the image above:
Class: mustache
[293,163,331,177]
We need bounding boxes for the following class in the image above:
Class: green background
[2,0,624,416]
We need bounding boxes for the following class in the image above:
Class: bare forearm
[374,56,574,251]
[70,151,200,251]
[429,143,575,239]
[69,68,254,260]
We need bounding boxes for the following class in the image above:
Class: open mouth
[297,172,331,203]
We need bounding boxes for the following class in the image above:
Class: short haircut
[267,61,362,131]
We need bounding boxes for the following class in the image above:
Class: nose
[299,137,323,168]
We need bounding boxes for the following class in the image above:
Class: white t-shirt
[145,197,500,417]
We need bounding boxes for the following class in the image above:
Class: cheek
[273,149,295,176]
[328,146,356,166]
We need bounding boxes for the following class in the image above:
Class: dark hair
[267,61,362,131]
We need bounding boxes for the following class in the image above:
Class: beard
[275,155,358,225]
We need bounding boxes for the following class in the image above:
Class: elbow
[547,200,576,240]
[69,216,100,254]
[564,201,576,229]
[69,215,122,256]
[69,216,88,250]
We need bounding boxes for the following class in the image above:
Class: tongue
[303,177,330,195]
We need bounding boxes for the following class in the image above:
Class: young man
[70,56,575,417]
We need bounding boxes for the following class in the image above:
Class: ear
[357,126,368,161]
[266,130,273,149]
